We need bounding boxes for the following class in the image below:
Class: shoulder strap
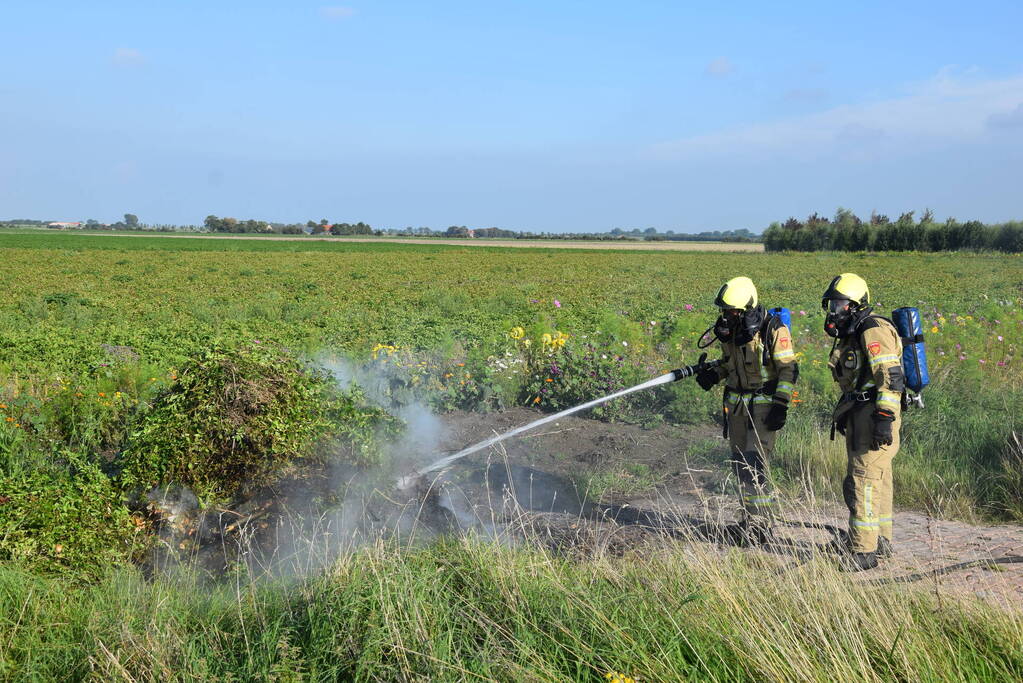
[761,313,782,364]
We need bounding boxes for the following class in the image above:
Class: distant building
[47,222,82,229]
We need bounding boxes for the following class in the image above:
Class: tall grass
[0,536,1019,681]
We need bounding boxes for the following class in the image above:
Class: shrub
[0,451,139,577]
[120,343,393,503]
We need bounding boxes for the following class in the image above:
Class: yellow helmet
[714,276,758,310]
[822,273,870,307]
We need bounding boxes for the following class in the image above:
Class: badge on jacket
[868,342,881,355]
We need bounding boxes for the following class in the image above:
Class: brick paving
[670,493,1023,609]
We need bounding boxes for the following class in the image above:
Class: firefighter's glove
[696,367,720,391]
[870,409,896,449]
[764,403,788,431]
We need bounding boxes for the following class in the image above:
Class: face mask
[823,298,857,338]
[713,306,764,345]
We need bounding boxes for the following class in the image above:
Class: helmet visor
[823,297,851,313]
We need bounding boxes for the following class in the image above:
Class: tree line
[763,209,1023,253]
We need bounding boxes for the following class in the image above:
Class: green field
[1,232,1021,679]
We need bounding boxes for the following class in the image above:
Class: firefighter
[696,276,798,545]
[821,273,902,571]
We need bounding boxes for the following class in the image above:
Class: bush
[0,451,139,577]
[120,344,392,503]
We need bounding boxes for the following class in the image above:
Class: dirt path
[70,232,765,252]
[425,409,1023,609]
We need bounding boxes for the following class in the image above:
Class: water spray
[397,354,722,490]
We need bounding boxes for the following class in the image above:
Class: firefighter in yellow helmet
[696,276,798,545]
[822,273,902,571]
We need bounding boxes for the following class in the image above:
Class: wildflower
[554,299,561,308]
[684,304,694,311]
[998,335,1004,342]
[541,333,553,347]
[545,378,553,382]
[54,544,63,555]
[979,359,986,364]
[0,403,5,410]
[509,326,525,340]
[4,417,12,423]
[931,326,939,334]
[98,392,106,398]
[457,362,465,367]
[622,341,628,347]
[650,320,657,326]
[799,310,807,316]
[533,396,541,404]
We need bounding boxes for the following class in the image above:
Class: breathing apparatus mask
[700,304,766,347]
[823,297,870,338]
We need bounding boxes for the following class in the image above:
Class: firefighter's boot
[839,550,879,572]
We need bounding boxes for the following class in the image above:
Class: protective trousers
[844,403,901,552]
[726,396,778,527]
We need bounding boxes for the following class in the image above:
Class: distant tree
[445,225,470,238]
[204,215,223,231]
[124,213,139,228]
[86,218,99,226]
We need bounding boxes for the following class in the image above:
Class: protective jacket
[828,314,904,426]
[713,317,798,407]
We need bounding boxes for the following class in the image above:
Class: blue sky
[3,1,1022,231]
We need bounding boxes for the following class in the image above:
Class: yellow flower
[509,326,525,340]
[541,333,553,346]
[931,326,939,334]
[523,339,532,347]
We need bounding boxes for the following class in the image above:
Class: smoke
[321,354,448,469]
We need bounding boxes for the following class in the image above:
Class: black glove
[764,403,788,431]
[870,410,895,449]
[835,412,849,436]
[696,367,720,391]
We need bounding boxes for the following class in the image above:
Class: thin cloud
[320,6,356,20]
[111,48,144,67]
[705,57,734,78]
[987,103,1023,129]
[649,69,1023,161]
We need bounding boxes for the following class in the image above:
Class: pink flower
[799,310,807,316]
[997,335,1004,342]
[979,359,986,364]
[554,299,561,308]
[998,361,1007,367]
[685,304,694,311]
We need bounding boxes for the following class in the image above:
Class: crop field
[1,231,1022,679]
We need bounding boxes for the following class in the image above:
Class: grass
[0,537,1020,681]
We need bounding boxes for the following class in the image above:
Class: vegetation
[765,208,1023,253]
[0,232,1020,677]
[0,540,1020,680]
